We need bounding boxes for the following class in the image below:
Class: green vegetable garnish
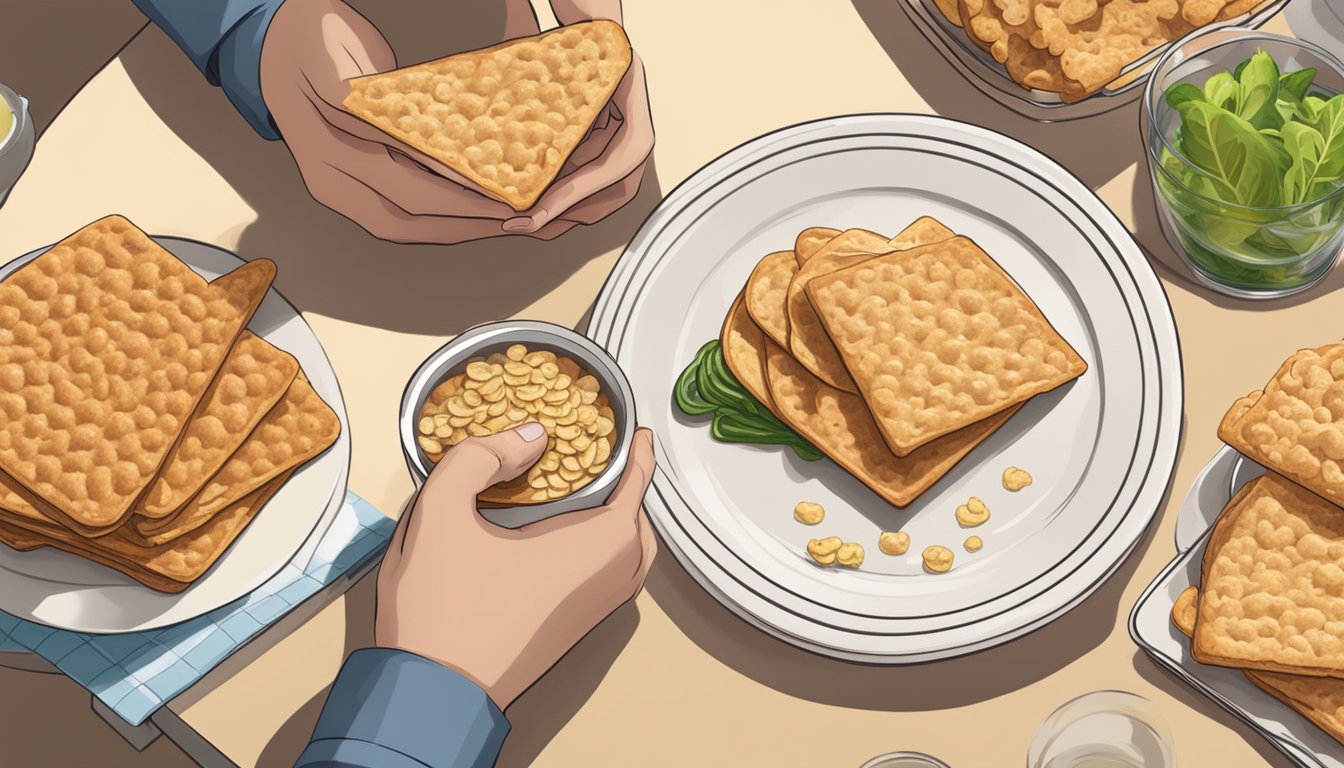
[1157,50,1344,291]
[674,340,822,461]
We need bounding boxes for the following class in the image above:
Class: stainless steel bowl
[400,320,636,528]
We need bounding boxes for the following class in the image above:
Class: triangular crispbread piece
[343,20,632,211]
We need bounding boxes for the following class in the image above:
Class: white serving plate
[0,236,351,633]
[588,113,1183,662]
[1131,447,1343,768]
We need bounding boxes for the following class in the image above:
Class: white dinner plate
[0,237,351,633]
[1131,447,1338,768]
[588,114,1183,662]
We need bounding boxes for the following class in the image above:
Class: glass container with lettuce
[1144,32,1344,297]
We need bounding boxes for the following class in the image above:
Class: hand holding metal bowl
[400,321,637,529]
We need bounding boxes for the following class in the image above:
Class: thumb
[423,422,549,498]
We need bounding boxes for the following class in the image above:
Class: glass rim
[1143,28,1344,213]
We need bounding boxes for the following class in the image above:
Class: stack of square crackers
[1174,344,1344,745]
[0,216,341,592]
[943,0,1266,100]
[723,217,1086,507]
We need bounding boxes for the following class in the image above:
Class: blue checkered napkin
[0,492,393,725]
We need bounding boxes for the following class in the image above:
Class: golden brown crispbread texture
[721,294,774,410]
[133,373,340,543]
[138,332,299,519]
[794,227,842,266]
[0,474,289,592]
[1194,473,1344,678]
[807,235,1086,456]
[958,0,1089,100]
[1174,585,1344,746]
[744,251,797,349]
[764,340,1018,507]
[784,229,891,393]
[343,20,632,211]
[0,216,274,536]
[788,219,958,394]
[1034,0,1190,94]
[1219,345,1344,507]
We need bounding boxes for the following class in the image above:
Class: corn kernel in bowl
[416,343,616,504]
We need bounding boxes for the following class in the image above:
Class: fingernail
[516,421,546,442]
[503,216,534,233]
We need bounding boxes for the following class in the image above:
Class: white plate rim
[0,235,351,633]
[588,113,1184,661]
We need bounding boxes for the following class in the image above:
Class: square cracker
[137,331,300,518]
[764,340,1018,507]
[1173,586,1344,746]
[132,373,341,543]
[1218,344,1344,507]
[787,218,956,394]
[0,216,275,536]
[343,20,631,212]
[0,472,291,592]
[1194,473,1344,679]
[806,235,1086,456]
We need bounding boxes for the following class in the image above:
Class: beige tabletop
[2,1,1341,766]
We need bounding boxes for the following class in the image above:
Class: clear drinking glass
[1143,30,1344,299]
[1027,691,1175,768]
[859,752,952,768]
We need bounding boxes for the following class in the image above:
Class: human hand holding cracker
[260,0,577,244]
[501,0,655,234]
[375,422,657,709]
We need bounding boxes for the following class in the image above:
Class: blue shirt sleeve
[132,0,284,139]
[294,648,511,768]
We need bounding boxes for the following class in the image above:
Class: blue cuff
[295,648,511,768]
[134,0,284,139]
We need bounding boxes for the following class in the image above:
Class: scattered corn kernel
[956,496,990,527]
[1003,467,1033,491]
[878,531,910,555]
[964,536,983,553]
[836,542,865,567]
[922,545,954,573]
[794,501,825,525]
[806,536,843,566]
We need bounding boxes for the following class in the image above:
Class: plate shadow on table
[645,416,1186,712]
[847,0,1143,192]
[117,0,663,336]
[1130,650,1298,768]
[1129,167,1344,311]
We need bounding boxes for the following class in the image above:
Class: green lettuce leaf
[1174,99,1285,207]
